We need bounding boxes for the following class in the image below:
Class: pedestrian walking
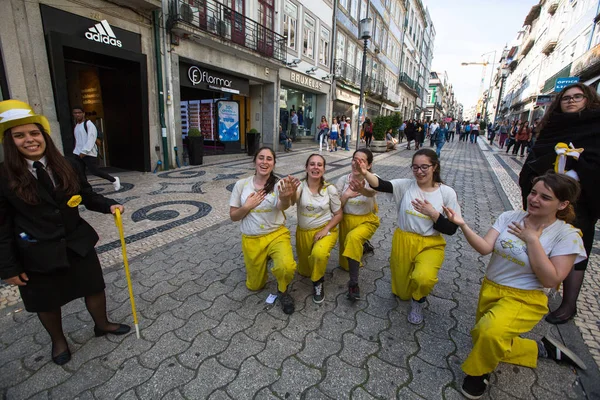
[434,123,447,157]
[294,154,343,303]
[448,119,456,142]
[318,116,329,153]
[415,120,424,149]
[527,117,541,154]
[444,172,587,399]
[497,121,509,149]
[344,117,352,151]
[290,110,299,141]
[0,100,130,366]
[363,118,373,148]
[340,114,347,150]
[399,120,406,143]
[505,122,518,153]
[461,121,471,142]
[470,121,480,143]
[335,149,380,301]
[279,124,292,152]
[229,147,300,314]
[329,117,339,152]
[519,83,600,325]
[429,120,439,147]
[405,119,416,150]
[513,121,530,156]
[72,106,121,191]
[355,148,460,324]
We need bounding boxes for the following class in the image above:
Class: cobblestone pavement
[1,140,599,399]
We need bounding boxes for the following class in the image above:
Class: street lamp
[356,17,372,150]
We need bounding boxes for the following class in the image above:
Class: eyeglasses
[411,164,433,172]
[560,94,586,103]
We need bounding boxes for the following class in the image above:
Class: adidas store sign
[85,20,122,47]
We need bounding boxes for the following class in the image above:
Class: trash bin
[246,131,260,156]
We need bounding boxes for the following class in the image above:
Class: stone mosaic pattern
[0,142,597,399]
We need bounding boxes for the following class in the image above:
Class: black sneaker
[363,240,374,254]
[313,280,324,304]
[461,374,490,399]
[279,291,295,315]
[347,284,361,302]
[542,336,587,370]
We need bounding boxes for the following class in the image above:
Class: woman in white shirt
[294,154,343,303]
[444,172,587,399]
[335,149,380,301]
[344,117,352,151]
[230,147,300,314]
[355,148,461,325]
[329,117,339,152]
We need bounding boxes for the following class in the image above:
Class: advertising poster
[217,101,239,142]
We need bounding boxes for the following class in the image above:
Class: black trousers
[77,155,115,183]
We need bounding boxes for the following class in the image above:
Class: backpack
[365,123,373,134]
[465,124,471,133]
[83,120,103,146]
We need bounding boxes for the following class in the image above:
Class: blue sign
[554,77,580,92]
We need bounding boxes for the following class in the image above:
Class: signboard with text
[554,77,579,92]
[536,95,553,106]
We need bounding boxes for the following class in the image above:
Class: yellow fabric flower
[67,195,82,208]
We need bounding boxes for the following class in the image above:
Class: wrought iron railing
[334,59,362,87]
[365,76,384,95]
[169,0,286,64]
[399,72,417,91]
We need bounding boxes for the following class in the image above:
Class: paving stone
[203,295,243,321]
[353,310,389,342]
[210,312,253,340]
[174,311,220,342]
[301,387,334,399]
[280,312,322,342]
[168,280,206,302]
[94,358,153,399]
[135,357,195,399]
[217,332,265,369]
[271,357,322,399]
[139,331,190,369]
[51,359,114,399]
[171,294,212,320]
[177,331,228,370]
[1,334,42,365]
[141,312,186,342]
[317,311,356,341]
[415,330,456,366]
[297,332,341,368]
[226,357,279,400]
[339,333,380,367]
[101,334,154,370]
[182,358,236,399]
[363,292,398,319]
[140,281,179,303]
[207,389,234,400]
[140,294,183,319]
[244,311,288,341]
[350,387,379,400]
[408,356,454,399]
[318,355,367,399]
[255,331,302,369]
[5,362,71,400]
[363,356,410,399]
[0,359,31,390]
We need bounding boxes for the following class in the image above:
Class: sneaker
[279,291,295,315]
[363,240,374,254]
[112,177,122,191]
[313,280,324,304]
[541,336,587,370]
[461,374,490,399]
[407,299,425,325]
[347,284,360,302]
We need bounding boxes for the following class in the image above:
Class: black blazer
[0,158,117,279]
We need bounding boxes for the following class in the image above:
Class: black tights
[348,258,360,286]
[38,291,116,357]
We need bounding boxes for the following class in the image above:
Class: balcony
[548,0,559,15]
[168,0,286,64]
[365,76,385,97]
[541,38,558,56]
[399,72,418,94]
[524,4,541,26]
[572,43,600,78]
[520,38,535,57]
[334,59,362,88]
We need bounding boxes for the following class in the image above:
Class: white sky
[426,0,537,109]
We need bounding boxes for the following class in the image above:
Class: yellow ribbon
[554,142,584,174]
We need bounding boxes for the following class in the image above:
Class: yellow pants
[338,213,380,270]
[241,226,297,293]
[462,278,548,376]
[296,225,339,282]
[390,229,446,300]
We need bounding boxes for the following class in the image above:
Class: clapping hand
[278,176,301,201]
[442,206,465,227]
[244,190,266,209]
[411,198,436,218]
[507,217,544,244]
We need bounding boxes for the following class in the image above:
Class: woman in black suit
[0,100,130,365]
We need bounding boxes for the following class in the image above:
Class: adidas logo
[85,20,122,48]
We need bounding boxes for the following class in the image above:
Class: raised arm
[443,206,499,255]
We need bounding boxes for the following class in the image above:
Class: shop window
[283,1,298,50]
[319,28,330,67]
[303,14,316,59]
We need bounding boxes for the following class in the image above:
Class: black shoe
[313,280,324,304]
[363,240,375,254]
[279,291,295,314]
[347,284,361,302]
[544,310,576,325]
[52,346,71,366]
[94,323,131,337]
[541,336,587,370]
[461,374,490,399]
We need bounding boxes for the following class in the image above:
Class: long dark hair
[2,124,80,204]
[538,83,600,133]
[353,148,374,171]
[253,146,279,194]
[531,172,580,223]
[304,154,326,195]
[413,148,443,186]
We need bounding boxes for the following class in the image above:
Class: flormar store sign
[188,66,232,88]
[291,72,323,90]
[180,62,249,96]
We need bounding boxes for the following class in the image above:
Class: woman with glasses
[519,83,600,325]
[352,149,460,324]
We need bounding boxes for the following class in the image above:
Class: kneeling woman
[335,149,380,301]
[0,100,129,366]
[230,147,300,314]
[356,148,460,324]
[444,173,587,399]
[294,154,343,303]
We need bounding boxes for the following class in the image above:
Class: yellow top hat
[0,100,51,142]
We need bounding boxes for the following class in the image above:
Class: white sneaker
[112,177,122,191]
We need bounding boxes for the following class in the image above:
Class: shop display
[200,100,215,140]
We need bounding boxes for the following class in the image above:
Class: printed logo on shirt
[405,209,431,220]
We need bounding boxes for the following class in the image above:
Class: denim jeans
[435,141,445,157]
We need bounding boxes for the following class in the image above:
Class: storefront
[279,69,330,140]
[40,5,151,172]
[179,61,250,154]
[333,86,360,141]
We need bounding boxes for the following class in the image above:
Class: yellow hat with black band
[0,100,51,142]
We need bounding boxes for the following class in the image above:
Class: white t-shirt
[345,123,352,134]
[229,176,285,236]
[73,120,98,157]
[335,174,377,215]
[389,179,461,236]
[429,123,439,135]
[486,210,587,290]
[472,123,480,131]
[296,181,342,229]
[331,123,339,133]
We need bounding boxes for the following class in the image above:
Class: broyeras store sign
[180,62,249,96]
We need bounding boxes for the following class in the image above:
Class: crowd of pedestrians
[0,83,598,399]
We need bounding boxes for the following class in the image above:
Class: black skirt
[18,249,106,312]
